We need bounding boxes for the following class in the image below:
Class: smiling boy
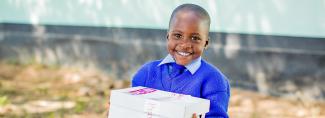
[132,4,230,118]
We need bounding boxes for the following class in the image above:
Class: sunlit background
[0,0,325,118]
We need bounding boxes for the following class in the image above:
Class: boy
[132,3,230,118]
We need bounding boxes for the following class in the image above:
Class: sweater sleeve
[131,62,151,87]
[202,73,230,118]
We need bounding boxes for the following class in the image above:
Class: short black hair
[168,3,211,30]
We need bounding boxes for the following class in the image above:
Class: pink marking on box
[129,88,157,95]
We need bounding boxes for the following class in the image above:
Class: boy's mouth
[176,51,192,57]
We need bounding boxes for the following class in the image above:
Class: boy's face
[167,10,209,65]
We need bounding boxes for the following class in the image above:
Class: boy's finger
[192,113,197,118]
[106,102,110,117]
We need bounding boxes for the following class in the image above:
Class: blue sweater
[132,59,230,118]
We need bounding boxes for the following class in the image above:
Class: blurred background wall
[0,0,325,100]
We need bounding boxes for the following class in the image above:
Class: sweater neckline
[161,64,193,92]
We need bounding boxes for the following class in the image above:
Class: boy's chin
[175,59,191,66]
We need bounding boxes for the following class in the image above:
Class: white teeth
[177,51,190,56]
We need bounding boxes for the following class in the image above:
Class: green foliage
[0,95,10,106]
[74,99,87,113]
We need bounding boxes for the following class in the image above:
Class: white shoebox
[108,86,210,118]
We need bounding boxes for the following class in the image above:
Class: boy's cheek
[167,43,175,52]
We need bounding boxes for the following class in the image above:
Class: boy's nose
[178,40,192,49]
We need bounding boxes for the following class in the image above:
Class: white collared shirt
[158,54,201,75]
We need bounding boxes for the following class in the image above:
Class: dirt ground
[0,62,325,118]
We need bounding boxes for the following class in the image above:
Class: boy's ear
[204,38,209,49]
[166,34,169,40]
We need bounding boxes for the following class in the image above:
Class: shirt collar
[158,54,201,75]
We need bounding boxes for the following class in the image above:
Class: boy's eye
[173,34,182,39]
[191,36,201,41]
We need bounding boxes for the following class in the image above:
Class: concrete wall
[1,23,325,100]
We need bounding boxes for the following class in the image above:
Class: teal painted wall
[1,0,324,38]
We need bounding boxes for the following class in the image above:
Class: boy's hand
[106,102,110,117]
[192,113,197,118]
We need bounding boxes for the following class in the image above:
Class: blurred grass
[0,96,10,106]
[0,61,325,118]
[0,61,122,118]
